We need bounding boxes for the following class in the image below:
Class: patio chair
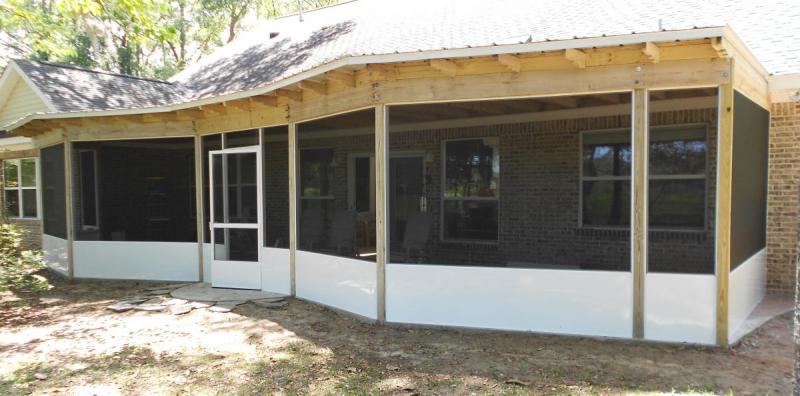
[401,212,432,262]
[328,209,358,256]
[299,207,324,250]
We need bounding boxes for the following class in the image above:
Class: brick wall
[766,101,800,293]
[291,108,718,272]
[0,153,42,250]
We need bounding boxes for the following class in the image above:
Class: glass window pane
[444,139,499,198]
[20,159,36,187]
[4,190,19,217]
[214,227,258,261]
[582,137,631,177]
[22,189,37,218]
[582,180,631,226]
[650,128,706,175]
[4,161,18,188]
[649,179,705,228]
[443,200,498,241]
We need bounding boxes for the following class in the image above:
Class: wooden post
[194,133,205,282]
[374,104,388,323]
[716,82,735,347]
[631,88,648,339]
[288,122,298,296]
[63,135,75,279]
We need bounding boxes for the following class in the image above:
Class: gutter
[2,26,730,131]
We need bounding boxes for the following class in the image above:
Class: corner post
[63,134,75,279]
[374,104,388,323]
[288,121,298,296]
[716,82,735,347]
[194,132,205,282]
[632,88,648,339]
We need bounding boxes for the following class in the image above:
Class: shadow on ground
[0,273,793,395]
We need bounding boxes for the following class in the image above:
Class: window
[300,148,335,201]
[442,138,499,241]
[79,150,99,229]
[580,126,707,229]
[348,155,374,213]
[649,126,707,229]
[3,158,38,219]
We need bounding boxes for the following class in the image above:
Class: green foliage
[0,0,345,79]
[0,223,51,293]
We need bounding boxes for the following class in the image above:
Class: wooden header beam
[565,48,587,68]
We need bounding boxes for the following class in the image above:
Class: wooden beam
[539,96,579,109]
[564,48,587,68]
[200,103,229,115]
[429,59,460,77]
[496,54,521,73]
[64,137,75,279]
[277,88,302,102]
[194,135,204,281]
[225,99,255,111]
[642,42,661,63]
[632,88,648,339]
[299,80,327,95]
[325,70,356,87]
[374,104,388,323]
[250,95,279,107]
[716,81,734,348]
[711,37,729,58]
[288,122,298,296]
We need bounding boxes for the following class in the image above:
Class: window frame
[3,157,40,220]
[440,137,500,244]
[578,123,710,231]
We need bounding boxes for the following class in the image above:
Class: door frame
[208,144,263,289]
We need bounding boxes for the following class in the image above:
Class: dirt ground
[0,275,793,395]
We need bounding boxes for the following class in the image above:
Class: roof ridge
[15,59,173,85]
[272,0,359,22]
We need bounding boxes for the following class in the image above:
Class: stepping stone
[107,302,138,312]
[253,297,286,303]
[147,289,175,296]
[134,303,167,311]
[252,299,288,309]
[144,283,186,291]
[118,297,148,305]
[209,300,246,312]
[188,301,212,309]
[165,298,188,306]
[170,305,193,315]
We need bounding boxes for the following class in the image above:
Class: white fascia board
[3,27,729,131]
[769,73,800,90]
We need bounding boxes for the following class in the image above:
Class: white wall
[386,264,632,338]
[262,247,291,294]
[42,234,68,275]
[74,241,199,281]
[729,248,767,343]
[202,243,212,282]
[296,251,377,319]
[644,273,716,344]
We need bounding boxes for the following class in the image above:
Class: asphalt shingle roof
[6,0,800,116]
[13,60,188,112]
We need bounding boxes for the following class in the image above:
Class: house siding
[0,76,49,128]
[766,101,800,293]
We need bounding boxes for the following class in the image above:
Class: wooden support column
[716,82,735,347]
[631,88,648,339]
[63,135,75,279]
[374,104,388,323]
[194,133,205,282]
[288,122,298,296]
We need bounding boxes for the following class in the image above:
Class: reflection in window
[443,138,499,241]
[581,126,707,229]
[3,158,38,219]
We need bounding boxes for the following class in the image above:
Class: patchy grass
[0,275,793,395]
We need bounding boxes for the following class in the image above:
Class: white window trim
[3,157,39,220]
[578,123,710,231]
[440,137,500,244]
[78,149,100,230]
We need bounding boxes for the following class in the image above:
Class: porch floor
[170,282,287,302]
[731,293,793,344]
